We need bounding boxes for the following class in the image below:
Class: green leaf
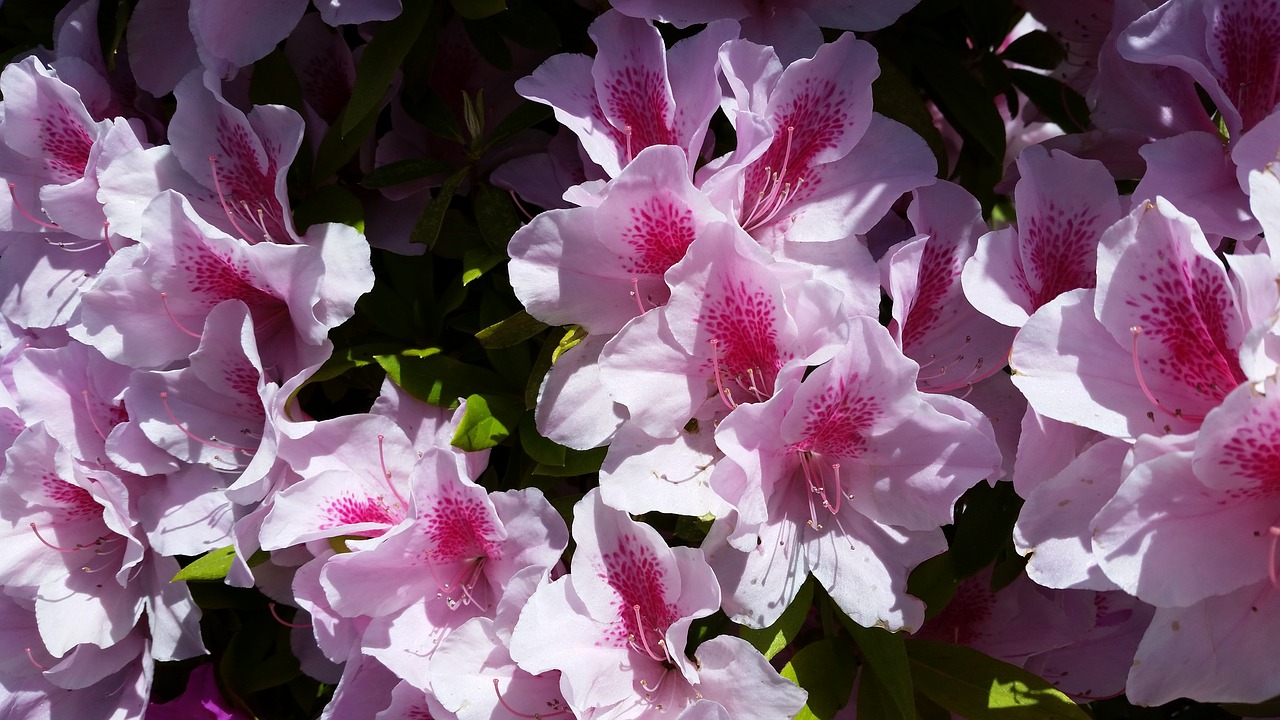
[292,184,365,233]
[518,413,566,466]
[406,88,466,143]
[907,552,959,621]
[462,247,505,286]
[494,3,561,51]
[249,47,303,110]
[172,545,237,582]
[375,352,506,407]
[552,325,588,363]
[475,101,554,155]
[914,42,1006,161]
[738,576,814,660]
[999,31,1066,70]
[842,621,914,720]
[361,158,456,189]
[476,310,550,349]
[342,0,433,137]
[473,182,522,252]
[410,167,469,249]
[949,481,1023,578]
[533,446,607,477]
[857,668,898,720]
[1009,69,1091,133]
[463,17,513,71]
[451,0,506,20]
[905,639,1090,720]
[451,394,524,451]
[780,638,859,720]
[872,58,947,175]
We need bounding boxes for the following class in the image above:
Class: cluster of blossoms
[0,0,1278,717]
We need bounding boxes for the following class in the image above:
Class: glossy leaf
[341,0,433,136]
[1000,30,1066,70]
[738,576,815,660]
[411,167,469,248]
[476,310,550,349]
[172,545,237,582]
[905,639,1090,720]
[780,638,859,720]
[361,158,456,189]
[844,622,915,720]
[452,393,524,450]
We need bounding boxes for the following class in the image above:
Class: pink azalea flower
[612,0,922,63]
[510,489,807,720]
[1011,197,1263,439]
[963,145,1123,327]
[1121,0,1280,137]
[1023,591,1155,702]
[705,319,1001,630]
[515,11,739,179]
[882,181,1016,393]
[700,34,936,247]
[147,663,249,720]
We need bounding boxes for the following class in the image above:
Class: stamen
[630,278,646,316]
[1129,326,1205,423]
[102,221,115,255]
[7,183,62,230]
[1269,527,1280,590]
[160,392,250,453]
[82,390,109,441]
[268,602,310,629]
[376,435,409,511]
[624,125,635,164]
[708,339,737,410]
[25,648,49,672]
[629,605,669,663]
[208,156,256,242]
[30,522,93,553]
[640,667,670,694]
[492,679,572,719]
[159,293,203,339]
[509,189,535,222]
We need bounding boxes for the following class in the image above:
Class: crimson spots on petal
[421,491,503,564]
[788,378,878,459]
[918,577,994,645]
[621,196,696,275]
[1131,257,1245,409]
[1210,0,1280,131]
[39,103,94,181]
[903,242,964,350]
[1219,407,1280,499]
[320,493,396,532]
[1023,203,1100,308]
[41,474,100,519]
[213,118,288,242]
[698,279,788,400]
[175,239,285,318]
[601,65,677,151]
[597,533,675,649]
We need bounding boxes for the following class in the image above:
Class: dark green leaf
[1222,699,1280,717]
[872,58,948,176]
[914,43,1006,161]
[494,3,561,51]
[533,446,607,476]
[518,413,566,466]
[1000,31,1067,70]
[858,668,898,720]
[738,576,814,660]
[1009,69,1091,133]
[962,0,1015,51]
[292,184,364,233]
[844,622,914,720]
[475,101,554,155]
[950,481,1023,578]
[313,102,380,183]
[905,639,1090,720]
[249,48,303,110]
[361,158,456,189]
[473,182,523,252]
[172,545,237,582]
[405,88,466,143]
[451,0,506,20]
[462,247,505,286]
[780,638,859,720]
[375,352,506,407]
[477,310,550,349]
[464,17,513,71]
[907,552,959,621]
[451,393,524,451]
[410,167,469,249]
[342,0,433,136]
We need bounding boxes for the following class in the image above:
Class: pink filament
[159,293,203,339]
[268,602,310,629]
[208,156,256,243]
[491,679,571,719]
[7,183,61,230]
[159,391,248,453]
[1129,326,1205,423]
